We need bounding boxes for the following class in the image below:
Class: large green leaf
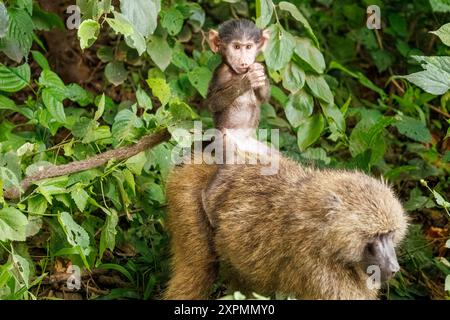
[105,61,127,86]
[0,3,8,38]
[429,0,450,13]
[4,8,34,62]
[282,62,305,92]
[99,209,118,258]
[403,56,450,95]
[0,207,28,242]
[296,114,324,151]
[106,12,134,36]
[256,0,274,28]
[147,36,172,71]
[71,187,90,212]
[284,90,313,128]
[77,19,100,50]
[430,23,450,46]
[0,63,30,92]
[120,0,160,37]
[394,116,432,143]
[112,109,143,144]
[58,211,90,256]
[278,1,319,47]
[187,66,212,98]
[160,8,184,36]
[305,74,333,104]
[42,88,66,123]
[147,78,171,107]
[264,24,295,71]
[294,38,325,74]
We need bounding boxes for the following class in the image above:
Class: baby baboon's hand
[247,63,267,89]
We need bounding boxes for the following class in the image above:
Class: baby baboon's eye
[246,44,252,50]
[234,44,240,50]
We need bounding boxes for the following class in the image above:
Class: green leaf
[124,31,146,56]
[39,70,66,94]
[71,188,89,212]
[98,263,133,283]
[294,38,325,74]
[297,114,324,151]
[0,63,30,92]
[172,50,197,72]
[349,113,391,163]
[5,9,34,61]
[264,24,295,71]
[255,0,274,29]
[28,195,48,216]
[278,1,319,47]
[429,0,450,13]
[120,0,160,37]
[284,90,313,128]
[161,8,184,36]
[31,50,50,70]
[95,94,105,121]
[403,56,450,95]
[329,61,387,99]
[147,78,171,107]
[11,250,30,287]
[77,19,100,50]
[146,182,165,204]
[187,66,212,98]
[65,83,93,107]
[0,94,17,112]
[445,275,450,292]
[112,109,143,144]
[431,23,450,46]
[136,87,153,111]
[320,102,345,133]
[0,167,20,190]
[147,36,172,71]
[282,62,305,92]
[0,207,28,242]
[394,116,432,143]
[106,12,134,36]
[305,74,333,104]
[370,49,393,73]
[42,88,66,123]
[35,176,68,204]
[105,61,127,86]
[58,211,90,256]
[432,190,450,209]
[99,210,118,258]
[125,151,147,175]
[97,46,114,63]
[0,3,8,38]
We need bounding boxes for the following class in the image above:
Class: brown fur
[164,156,409,300]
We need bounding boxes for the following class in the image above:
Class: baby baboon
[164,156,409,300]
[202,19,274,221]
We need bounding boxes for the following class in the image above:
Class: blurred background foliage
[0,0,449,299]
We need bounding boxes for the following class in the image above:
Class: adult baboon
[164,156,408,300]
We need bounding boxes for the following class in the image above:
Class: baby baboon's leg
[165,191,218,300]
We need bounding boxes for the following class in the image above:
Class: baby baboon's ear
[259,28,271,51]
[208,29,221,53]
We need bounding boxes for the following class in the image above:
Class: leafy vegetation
[0,0,449,300]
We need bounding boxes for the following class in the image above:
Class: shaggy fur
[164,156,409,300]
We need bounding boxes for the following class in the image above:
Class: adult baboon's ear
[259,28,271,51]
[208,29,221,53]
